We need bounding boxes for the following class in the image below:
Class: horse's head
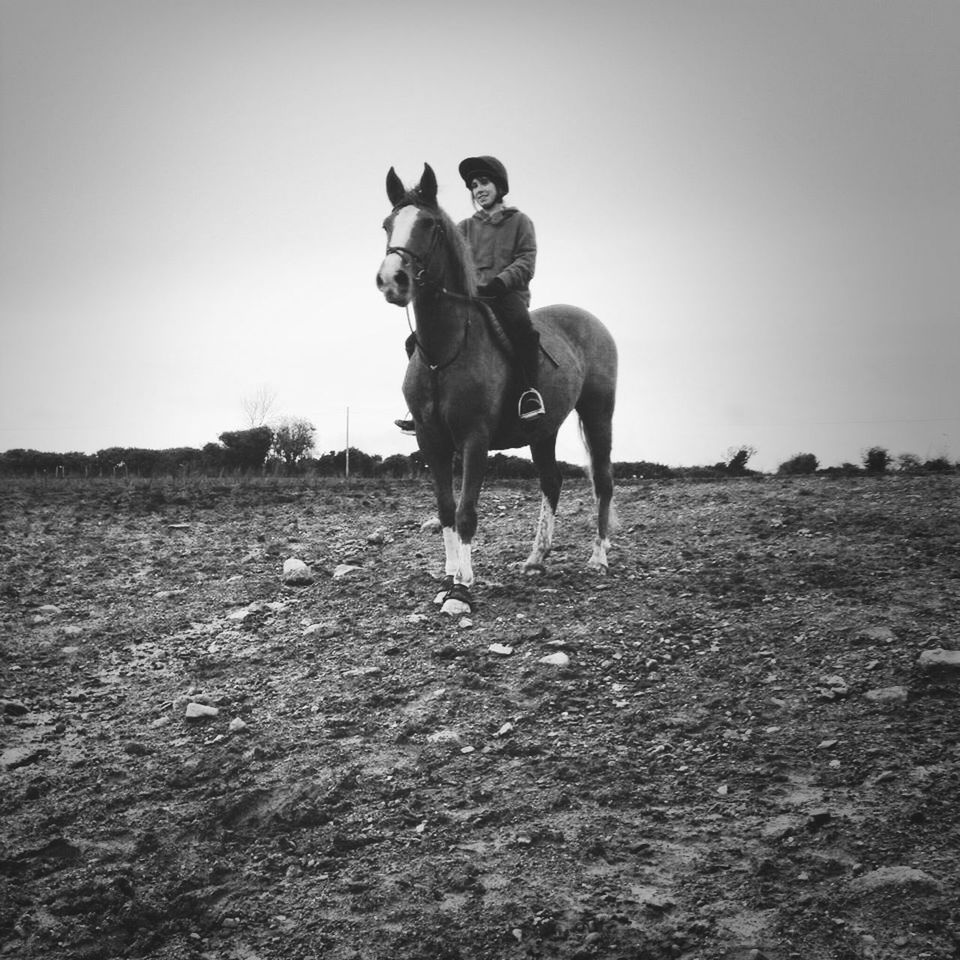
[376,163,448,307]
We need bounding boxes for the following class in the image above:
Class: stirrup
[518,389,545,420]
[394,418,416,436]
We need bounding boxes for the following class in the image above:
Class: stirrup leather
[518,389,545,420]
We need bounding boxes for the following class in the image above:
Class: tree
[863,446,891,474]
[272,418,317,466]
[380,453,412,478]
[896,453,924,474]
[725,445,757,476]
[241,386,277,427]
[218,427,274,471]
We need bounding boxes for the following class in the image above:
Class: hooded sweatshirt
[458,207,537,307]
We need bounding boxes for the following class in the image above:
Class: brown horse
[376,163,617,614]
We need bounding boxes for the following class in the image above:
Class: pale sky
[2,0,958,472]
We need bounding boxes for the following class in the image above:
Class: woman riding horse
[396,155,544,433]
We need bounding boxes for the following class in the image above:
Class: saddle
[479,303,557,370]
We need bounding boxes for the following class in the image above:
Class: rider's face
[470,176,500,209]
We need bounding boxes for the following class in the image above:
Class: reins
[387,204,479,372]
[404,302,471,373]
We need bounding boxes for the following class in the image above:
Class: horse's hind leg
[523,434,562,575]
[579,407,614,573]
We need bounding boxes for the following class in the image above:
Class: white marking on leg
[588,536,610,573]
[442,526,460,576]
[457,543,474,588]
[523,494,556,573]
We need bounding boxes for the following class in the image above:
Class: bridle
[384,201,472,372]
[384,202,446,293]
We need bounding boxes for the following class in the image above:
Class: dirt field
[2,475,959,960]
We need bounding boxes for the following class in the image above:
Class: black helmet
[458,155,509,198]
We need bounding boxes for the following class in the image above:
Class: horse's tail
[578,417,619,535]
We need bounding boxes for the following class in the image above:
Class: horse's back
[532,303,618,388]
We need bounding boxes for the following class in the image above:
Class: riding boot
[518,329,546,421]
[394,334,419,433]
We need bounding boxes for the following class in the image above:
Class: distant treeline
[1,432,955,480]
[0,441,588,481]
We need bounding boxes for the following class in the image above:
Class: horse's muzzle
[376,255,412,306]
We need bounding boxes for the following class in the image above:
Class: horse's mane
[400,187,477,297]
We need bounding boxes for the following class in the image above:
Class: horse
[376,163,617,615]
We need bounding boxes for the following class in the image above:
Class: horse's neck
[413,292,472,356]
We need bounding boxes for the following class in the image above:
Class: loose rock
[283,558,314,585]
[849,866,944,894]
[865,685,908,703]
[185,702,220,720]
[917,648,960,671]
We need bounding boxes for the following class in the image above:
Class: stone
[865,685,908,703]
[761,814,800,840]
[917,648,960,671]
[427,728,462,746]
[849,865,944,894]
[489,643,514,656]
[440,597,471,617]
[36,604,62,617]
[420,517,442,533]
[854,626,895,645]
[283,558,314,585]
[539,652,571,668]
[333,564,360,579]
[185,702,220,720]
[228,717,248,733]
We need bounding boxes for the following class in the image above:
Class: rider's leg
[495,292,545,420]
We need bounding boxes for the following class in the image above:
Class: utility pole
[345,406,350,482]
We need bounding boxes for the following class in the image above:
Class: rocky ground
[1,474,959,960]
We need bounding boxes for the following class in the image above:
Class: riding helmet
[458,155,509,198]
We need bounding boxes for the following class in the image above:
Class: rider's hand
[477,278,507,299]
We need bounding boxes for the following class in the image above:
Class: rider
[395,155,545,434]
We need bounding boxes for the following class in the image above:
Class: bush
[863,446,892,474]
[613,461,675,480]
[218,427,274,471]
[777,453,819,476]
[725,445,757,477]
[896,453,924,474]
[924,456,955,474]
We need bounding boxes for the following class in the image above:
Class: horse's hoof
[523,561,546,576]
[439,582,473,616]
[433,575,455,604]
[587,560,609,575]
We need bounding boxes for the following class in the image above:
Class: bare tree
[241,386,277,427]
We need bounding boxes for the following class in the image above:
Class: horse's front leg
[438,438,488,615]
[426,448,460,604]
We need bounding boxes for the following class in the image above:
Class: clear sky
[2,0,958,472]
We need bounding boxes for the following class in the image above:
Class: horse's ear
[419,163,438,206]
[386,167,405,207]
